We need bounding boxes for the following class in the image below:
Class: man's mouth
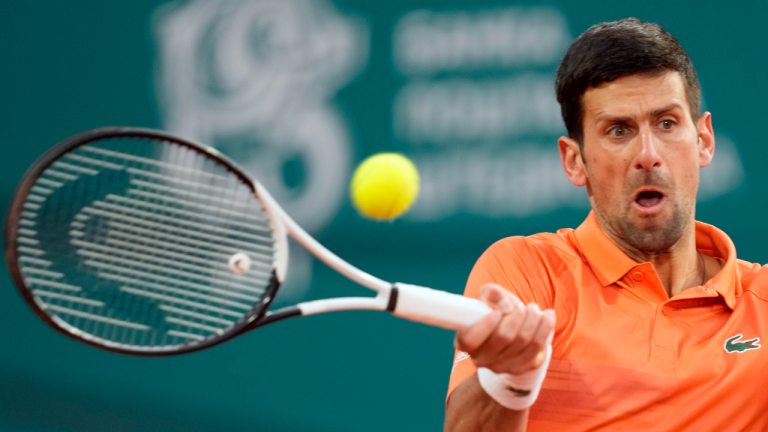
[631,188,666,214]
[636,191,664,208]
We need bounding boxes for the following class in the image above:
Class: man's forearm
[444,374,528,432]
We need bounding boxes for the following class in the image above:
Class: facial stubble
[600,170,694,255]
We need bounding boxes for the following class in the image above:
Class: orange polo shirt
[447,212,768,431]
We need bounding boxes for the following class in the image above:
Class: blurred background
[0,0,763,430]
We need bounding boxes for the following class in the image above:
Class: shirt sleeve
[446,236,556,405]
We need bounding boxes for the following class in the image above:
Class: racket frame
[5,127,283,356]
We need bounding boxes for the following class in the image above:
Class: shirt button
[632,271,644,282]
[662,308,669,316]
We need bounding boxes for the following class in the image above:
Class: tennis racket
[5,127,491,356]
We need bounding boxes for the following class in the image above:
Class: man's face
[569,71,713,254]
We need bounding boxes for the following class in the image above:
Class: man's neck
[599,218,710,298]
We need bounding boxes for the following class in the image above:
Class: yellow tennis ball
[350,153,420,220]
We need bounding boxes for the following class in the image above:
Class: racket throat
[248,306,303,330]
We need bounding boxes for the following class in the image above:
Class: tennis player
[444,18,768,431]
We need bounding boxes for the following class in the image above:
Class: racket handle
[391,283,492,331]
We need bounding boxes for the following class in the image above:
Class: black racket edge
[4,126,287,357]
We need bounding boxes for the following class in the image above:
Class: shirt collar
[574,211,738,309]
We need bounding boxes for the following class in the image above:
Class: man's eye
[610,127,627,137]
[660,120,674,130]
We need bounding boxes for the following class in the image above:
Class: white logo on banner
[393,7,744,221]
[154,0,368,301]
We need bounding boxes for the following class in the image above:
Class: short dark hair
[555,18,701,145]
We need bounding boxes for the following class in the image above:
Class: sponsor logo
[153,0,368,301]
[724,334,761,353]
[451,351,471,373]
[455,351,471,363]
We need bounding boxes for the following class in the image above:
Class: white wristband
[477,343,552,410]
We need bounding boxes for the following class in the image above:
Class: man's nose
[635,128,662,172]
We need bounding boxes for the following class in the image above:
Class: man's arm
[445,375,529,432]
[444,284,555,432]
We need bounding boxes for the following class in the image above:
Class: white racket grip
[392,283,492,330]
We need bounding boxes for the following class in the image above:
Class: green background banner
[0,1,763,430]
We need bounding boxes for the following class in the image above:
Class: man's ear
[698,111,715,168]
[559,136,587,187]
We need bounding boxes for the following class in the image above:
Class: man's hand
[455,283,555,377]
[445,284,556,432]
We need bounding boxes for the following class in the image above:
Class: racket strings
[15,137,276,350]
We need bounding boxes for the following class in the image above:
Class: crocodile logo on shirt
[724,334,761,353]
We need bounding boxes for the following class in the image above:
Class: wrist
[477,344,552,410]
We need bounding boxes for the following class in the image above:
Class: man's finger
[502,309,556,374]
[469,300,527,365]
[478,283,524,313]
[497,303,544,357]
[455,309,503,353]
